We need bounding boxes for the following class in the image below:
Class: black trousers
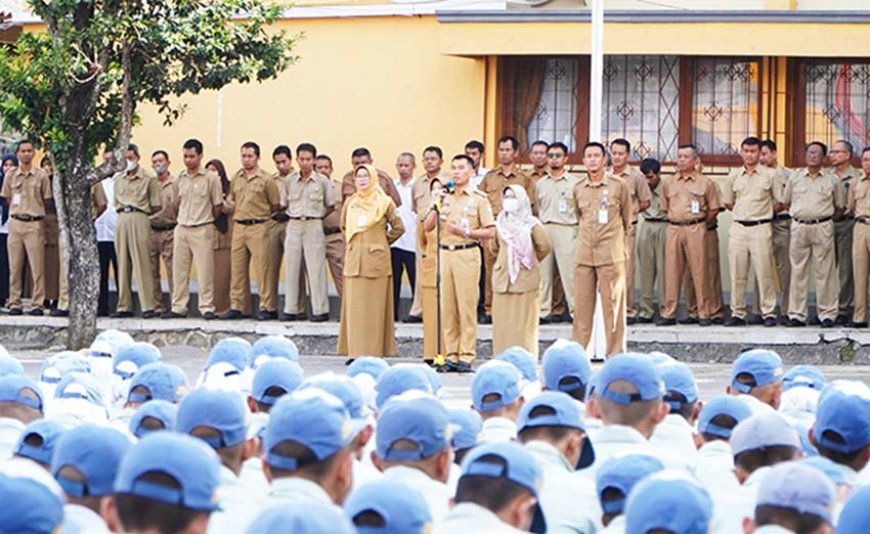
[391,248,416,321]
[0,233,8,307]
[98,241,118,315]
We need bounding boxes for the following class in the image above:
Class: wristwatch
[463,228,471,239]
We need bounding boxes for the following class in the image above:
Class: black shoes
[220,310,243,320]
[256,311,277,321]
[678,316,698,325]
[634,316,654,324]
[787,318,806,327]
[28,308,44,316]
[656,317,676,326]
[848,321,868,328]
[403,315,422,324]
[480,315,492,325]
[161,311,186,319]
[281,313,303,321]
[725,317,746,327]
[746,315,764,325]
[539,317,552,325]
[110,311,133,318]
[835,314,850,326]
[820,318,834,329]
[141,310,158,319]
[311,314,329,323]
[763,317,777,327]
[698,319,712,327]
[203,312,216,320]
[49,309,68,317]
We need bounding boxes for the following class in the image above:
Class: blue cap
[95,329,135,355]
[115,432,221,511]
[345,479,432,534]
[595,353,665,405]
[542,340,591,393]
[264,390,354,470]
[0,374,43,411]
[496,346,538,382]
[375,365,432,410]
[471,361,523,412]
[697,395,752,439]
[247,502,355,534]
[448,408,483,451]
[128,362,189,403]
[838,485,870,534]
[730,349,784,393]
[252,359,305,406]
[376,396,450,461]
[783,365,826,391]
[801,456,847,486]
[114,342,162,379]
[596,454,665,515]
[0,354,23,377]
[52,424,132,498]
[658,361,699,406]
[301,374,366,420]
[731,413,801,456]
[250,335,300,364]
[517,391,595,469]
[347,357,390,380]
[39,351,90,383]
[130,400,178,439]
[813,381,870,454]
[418,364,443,394]
[461,442,543,498]
[626,472,713,534]
[208,337,252,372]
[0,475,64,534]
[756,462,834,523]
[13,420,67,465]
[176,388,248,449]
[55,371,104,405]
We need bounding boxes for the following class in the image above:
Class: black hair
[254,385,289,414]
[268,440,340,479]
[423,146,444,159]
[452,154,476,167]
[806,141,828,157]
[548,142,569,156]
[127,143,140,157]
[664,391,696,422]
[678,143,699,156]
[315,154,333,166]
[351,147,372,159]
[814,429,866,465]
[741,137,762,148]
[583,142,606,156]
[465,140,485,153]
[456,476,527,512]
[272,145,292,160]
[531,140,549,150]
[182,139,203,155]
[734,445,799,473]
[498,136,520,151]
[610,138,631,152]
[114,472,209,533]
[835,139,855,157]
[241,141,261,157]
[640,158,661,175]
[15,140,34,152]
[151,150,170,161]
[754,505,828,534]
[296,143,317,158]
[760,140,778,152]
[700,413,739,442]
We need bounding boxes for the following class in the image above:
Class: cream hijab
[496,184,540,284]
[345,164,392,243]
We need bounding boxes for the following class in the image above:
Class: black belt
[795,216,833,225]
[179,221,212,229]
[272,213,290,222]
[151,223,176,231]
[288,216,322,221]
[841,215,855,221]
[668,219,705,227]
[440,243,479,251]
[632,220,639,226]
[857,217,870,225]
[643,217,668,223]
[735,219,772,227]
[324,226,342,236]
[774,213,791,221]
[117,206,146,214]
[10,215,44,222]
[236,219,268,225]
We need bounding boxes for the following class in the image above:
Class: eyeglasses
[547,153,564,158]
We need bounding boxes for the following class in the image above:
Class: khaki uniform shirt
[530,167,548,182]
[642,178,667,220]
[229,168,280,221]
[149,177,179,226]
[438,188,495,247]
[341,202,405,279]
[660,172,721,223]
[176,169,224,226]
[847,174,870,218]
[322,178,343,230]
[479,166,537,216]
[114,167,161,214]
[536,172,580,225]
[0,167,51,217]
[611,166,652,221]
[573,174,632,266]
[833,165,863,214]
[783,168,846,220]
[722,166,782,221]
[341,168,402,207]
[771,165,791,203]
[281,171,335,219]
[92,182,108,220]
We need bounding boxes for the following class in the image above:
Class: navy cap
[250,335,300,365]
[347,357,390,380]
[0,374,43,411]
[697,395,752,439]
[813,380,870,454]
[596,454,665,515]
[783,365,826,391]
[756,462,835,523]
[595,353,665,405]
[0,354,23,377]
[13,420,67,465]
[472,361,523,412]
[115,432,221,511]
[208,337,252,372]
[376,396,451,461]
[497,346,538,382]
[55,371,104,405]
[176,388,248,449]
[345,479,432,534]
[39,351,90,384]
[252,358,304,406]
[301,373,367,421]
[375,365,432,410]
[130,399,178,439]
[542,340,591,393]
[838,485,870,534]
[128,362,189,404]
[518,391,595,469]
[730,349,784,393]
[113,342,162,379]
[247,502,355,534]
[448,408,483,451]
[264,389,354,470]
[731,413,801,456]
[0,475,64,534]
[461,441,543,498]
[625,472,713,534]
[52,424,132,498]
[658,361,699,406]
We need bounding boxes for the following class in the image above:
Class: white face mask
[154,165,167,175]
[126,159,137,172]
[502,197,520,214]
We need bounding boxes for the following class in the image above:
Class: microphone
[444,180,456,193]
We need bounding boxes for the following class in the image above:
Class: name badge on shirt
[11,194,21,207]
[460,217,470,231]
[559,199,568,214]
[598,209,608,224]
[691,200,700,214]
[357,215,368,227]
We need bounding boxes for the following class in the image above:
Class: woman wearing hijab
[0,154,18,307]
[418,177,446,365]
[491,184,551,355]
[338,164,405,359]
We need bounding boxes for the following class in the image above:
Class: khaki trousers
[149,228,174,312]
[539,223,576,317]
[852,223,870,322]
[835,217,855,316]
[44,213,59,302]
[58,239,68,311]
[663,223,708,319]
[285,220,330,315]
[685,226,724,319]
[115,212,155,312]
[172,224,215,314]
[441,247,480,363]
[788,220,838,322]
[637,220,667,319]
[265,220,287,313]
[626,222,638,318]
[752,218,791,316]
[230,222,270,313]
[8,219,45,310]
[572,261,627,357]
[408,247,423,317]
[326,232,345,298]
[483,245,495,314]
[729,223,776,319]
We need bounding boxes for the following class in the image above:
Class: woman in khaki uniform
[207,159,251,316]
[338,164,405,360]
[419,178,446,364]
[491,184,551,355]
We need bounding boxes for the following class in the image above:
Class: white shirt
[470,167,490,190]
[435,502,526,534]
[391,178,417,253]
[94,177,116,242]
[649,414,698,476]
[739,394,776,416]
[239,457,269,492]
[524,441,598,533]
[0,417,25,460]
[446,462,462,497]
[0,203,7,234]
[712,465,772,534]
[481,416,517,444]
[383,465,451,522]
[576,425,658,482]
[207,465,266,534]
[64,504,110,534]
[696,439,740,494]
[754,526,795,534]
[351,456,383,492]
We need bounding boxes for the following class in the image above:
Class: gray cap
[756,462,835,523]
[730,413,800,456]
